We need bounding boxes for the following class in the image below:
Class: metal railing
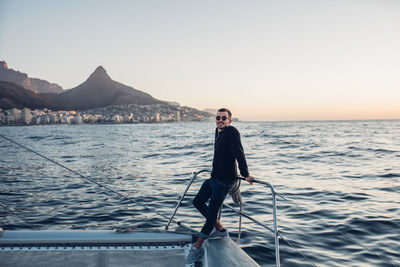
[165,169,280,267]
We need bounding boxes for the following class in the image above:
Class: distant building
[9,108,21,122]
[160,115,168,122]
[33,116,42,125]
[7,115,15,124]
[65,116,72,124]
[72,114,83,124]
[175,111,181,122]
[21,108,32,124]
[44,115,51,124]
[0,114,6,124]
[49,114,58,124]
[166,101,180,107]
[112,115,122,123]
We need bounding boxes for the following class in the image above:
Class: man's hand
[245,176,254,185]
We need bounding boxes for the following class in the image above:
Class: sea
[0,120,399,266]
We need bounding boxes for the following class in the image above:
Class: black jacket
[211,125,249,183]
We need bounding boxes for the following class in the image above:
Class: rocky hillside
[0,61,63,94]
[0,81,57,110]
[52,66,164,110]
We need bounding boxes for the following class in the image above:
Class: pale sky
[1,0,399,121]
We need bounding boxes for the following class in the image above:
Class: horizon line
[238,118,400,123]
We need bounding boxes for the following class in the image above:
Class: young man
[186,108,253,264]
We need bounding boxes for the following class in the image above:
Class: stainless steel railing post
[238,178,280,267]
[165,169,210,230]
[270,184,281,267]
[166,170,281,267]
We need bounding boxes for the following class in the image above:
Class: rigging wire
[223,202,318,267]
[0,134,178,226]
[1,133,395,265]
[276,192,397,266]
[276,232,318,267]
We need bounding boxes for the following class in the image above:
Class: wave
[349,146,398,154]
[379,173,400,178]
[1,121,400,267]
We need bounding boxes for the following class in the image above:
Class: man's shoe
[185,245,203,264]
[208,228,229,239]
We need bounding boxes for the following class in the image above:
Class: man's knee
[208,194,225,211]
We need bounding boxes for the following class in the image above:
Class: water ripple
[0,121,399,266]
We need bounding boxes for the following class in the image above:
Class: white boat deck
[0,229,193,245]
[204,238,260,267]
[0,229,194,267]
[0,229,261,267]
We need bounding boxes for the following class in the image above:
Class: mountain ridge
[0,61,63,94]
[0,64,177,112]
[52,66,163,110]
[0,81,57,110]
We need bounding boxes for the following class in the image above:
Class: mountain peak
[0,61,8,69]
[95,66,106,73]
[86,66,111,83]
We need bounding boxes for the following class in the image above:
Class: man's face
[215,111,232,130]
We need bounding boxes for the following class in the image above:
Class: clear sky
[1,0,399,121]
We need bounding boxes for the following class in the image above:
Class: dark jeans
[193,178,234,239]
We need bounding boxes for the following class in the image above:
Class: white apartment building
[9,108,21,122]
[21,108,32,124]
[72,114,83,124]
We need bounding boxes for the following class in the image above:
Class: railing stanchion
[167,170,281,267]
[165,169,209,230]
[271,186,280,267]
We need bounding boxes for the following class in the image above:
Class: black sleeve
[229,128,249,178]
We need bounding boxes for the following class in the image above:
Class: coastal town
[0,103,214,126]
[0,61,216,126]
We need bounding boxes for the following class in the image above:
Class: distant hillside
[203,108,217,114]
[0,61,63,94]
[51,66,164,110]
[0,81,57,110]
[0,64,210,117]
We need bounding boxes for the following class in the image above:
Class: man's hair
[217,108,232,118]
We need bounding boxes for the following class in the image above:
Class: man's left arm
[230,129,253,184]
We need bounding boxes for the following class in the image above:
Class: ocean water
[0,120,399,266]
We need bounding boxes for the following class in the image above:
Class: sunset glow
[1,0,399,121]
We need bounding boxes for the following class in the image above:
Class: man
[186,107,253,264]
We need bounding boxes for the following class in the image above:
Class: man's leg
[192,180,230,249]
[193,179,212,217]
[186,179,212,263]
[199,179,231,240]
[193,179,226,231]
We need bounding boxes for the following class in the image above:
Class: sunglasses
[215,116,229,121]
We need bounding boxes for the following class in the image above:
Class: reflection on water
[1,120,399,266]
